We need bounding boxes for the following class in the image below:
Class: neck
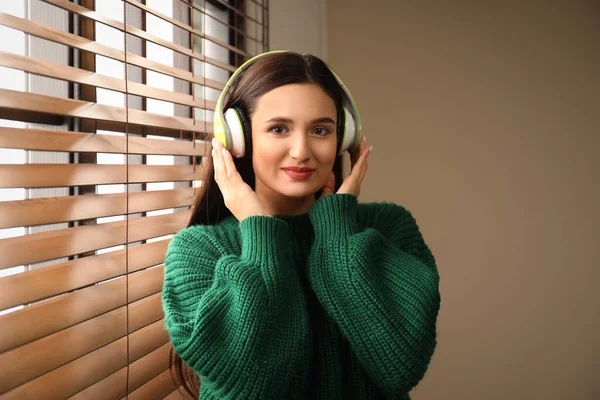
[255,180,315,216]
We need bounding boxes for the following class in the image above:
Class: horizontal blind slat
[0,239,170,310]
[1,338,128,400]
[1,283,168,355]
[0,89,211,135]
[40,0,248,61]
[0,51,217,110]
[67,367,127,400]
[0,187,195,229]
[0,307,127,393]
[184,0,264,27]
[0,164,203,188]
[123,0,248,60]
[0,313,172,396]
[0,211,189,270]
[129,265,165,303]
[0,13,224,89]
[128,292,164,334]
[0,126,208,156]
[129,319,170,364]
[124,369,180,400]
[0,278,125,353]
[93,120,206,139]
[128,343,171,393]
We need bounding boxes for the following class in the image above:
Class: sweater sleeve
[162,216,310,398]
[307,194,440,396]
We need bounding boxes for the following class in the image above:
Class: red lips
[281,167,315,181]
[281,167,315,172]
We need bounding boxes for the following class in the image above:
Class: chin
[276,180,322,199]
[276,185,318,199]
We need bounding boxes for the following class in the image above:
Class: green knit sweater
[162,194,440,399]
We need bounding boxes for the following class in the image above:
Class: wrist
[309,193,359,239]
[238,211,272,222]
[239,216,290,264]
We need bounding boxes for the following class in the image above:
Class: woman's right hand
[212,138,271,221]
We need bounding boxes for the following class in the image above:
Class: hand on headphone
[320,137,372,198]
[212,138,271,222]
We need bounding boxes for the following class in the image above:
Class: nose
[288,132,311,161]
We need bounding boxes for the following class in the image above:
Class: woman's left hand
[321,137,372,198]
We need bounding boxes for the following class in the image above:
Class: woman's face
[250,83,338,201]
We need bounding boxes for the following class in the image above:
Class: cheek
[314,142,338,169]
[252,141,283,177]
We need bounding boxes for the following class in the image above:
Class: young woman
[162,51,440,399]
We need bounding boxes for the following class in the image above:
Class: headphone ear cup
[235,108,253,158]
[223,108,247,158]
[337,107,358,155]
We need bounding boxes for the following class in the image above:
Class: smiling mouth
[281,168,315,180]
[281,167,315,172]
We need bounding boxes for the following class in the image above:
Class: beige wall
[326,1,600,399]
[268,0,326,59]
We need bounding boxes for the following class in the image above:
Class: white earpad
[223,108,246,158]
[338,108,357,155]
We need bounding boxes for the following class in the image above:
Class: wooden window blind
[0,0,268,399]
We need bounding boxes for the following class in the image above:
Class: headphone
[213,50,362,158]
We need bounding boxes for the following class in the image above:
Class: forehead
[253,83,336,120]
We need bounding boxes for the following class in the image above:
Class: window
[0,0,267,397]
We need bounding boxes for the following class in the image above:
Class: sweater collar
[274,212,313,237]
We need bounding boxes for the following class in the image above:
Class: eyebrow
[264,116,336,124]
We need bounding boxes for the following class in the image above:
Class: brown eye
[313,127,331,136]
[270,126,287,134]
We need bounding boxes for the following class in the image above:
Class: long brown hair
[169,51,347,399]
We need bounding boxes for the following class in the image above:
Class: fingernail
[222,148,226,156]
[364,137,367,143]
[211,148,215,158]
[211,138,215,147]
[369,146,373,152]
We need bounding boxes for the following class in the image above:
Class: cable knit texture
[162,194,440,399]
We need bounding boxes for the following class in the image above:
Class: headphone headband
[213,50,362,157]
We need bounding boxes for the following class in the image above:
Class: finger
[211,142,220,186]
[352,144,371,182]
[221,147,244,184]
[351,142,369,171]
[211,141,218,178]
[212,139,230,190]
[220,146,232,178]
[351,137,366,168]
[358,149,370,182]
